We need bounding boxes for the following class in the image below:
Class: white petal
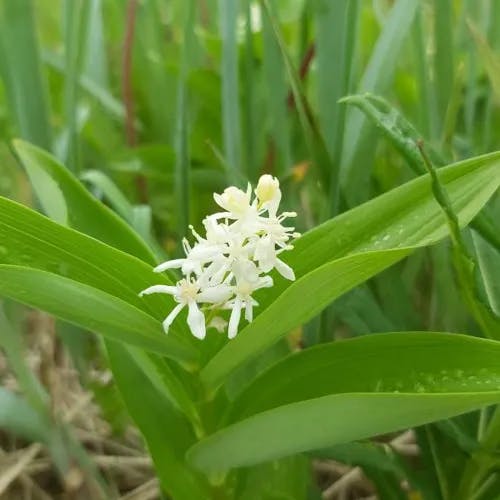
[189,244,223,261]
[232,259,259,283]
[154,259,185,273]
[254,237,275,272]
[256,276,273,289]
[275,258,295,281]
[197,285,232,304]
[201,259,227,283]
[228,298,242,339]
[187,301,206,340]
[162,303,184,333]
[139,285,177,297]
[244,299,253,322]
[181,261,202,276]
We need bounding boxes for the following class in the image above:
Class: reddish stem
[199,0,210,29]
[286,43,316,109]
[122,0,149,203]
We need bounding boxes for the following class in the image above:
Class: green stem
[417,142,500,339]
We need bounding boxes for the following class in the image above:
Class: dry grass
[0,311,158,500]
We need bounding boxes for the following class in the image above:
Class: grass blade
[0,0,52,149]
[219,0,242,180]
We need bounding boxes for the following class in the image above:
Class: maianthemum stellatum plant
[0,138,498,499]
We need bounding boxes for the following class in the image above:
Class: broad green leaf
[203,249,408,391]
[0,194,183,329]
[127,347,203,432]
[10,144,202,432]
[201,153,500,390]
[285,152,500,283]
[190,333,500,472]
[106,341,211,500]
[80,170,160,252]
[236,455,311,500]
[0,265,195,364]
[340,93,500,252]
[12,140,156,264]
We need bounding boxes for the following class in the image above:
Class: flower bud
[214,186,251,214]
[256,174,280,204]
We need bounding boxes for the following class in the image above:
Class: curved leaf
[203,249,408,390]
[189,333,500,472]
[0,195,183,329]
[107,342,211,500]
[201,153,500,390]
[12,139,156,264]
[0,265,196,364]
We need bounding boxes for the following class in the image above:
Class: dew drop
[0,245,7,256]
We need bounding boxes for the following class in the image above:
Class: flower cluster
[139,175,298,340]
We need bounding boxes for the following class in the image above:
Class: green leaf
[0,387,51,443]
[473,202,500,316]
[340,93,500,252]
[106,341,211,500]
[189,333,500,472]
[315,0,358,215]
[261,3,291,177]
[341,0,419,204]
[0,265,195,364]
[236,455,311,500]
[201,153,500,390]
[219,0,242,179]
[80,169,135,221]
[0,0,52,149]
[0,194,183,329]
[12,139,156,264]
[127,347,203,432]
[0,305,48,412]
[432,0,454,134]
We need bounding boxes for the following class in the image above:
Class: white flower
[140,279,231,339]
[226,261,273,338]
[254,235,295,280]
[139,174,298,340]
[256,174,281,216]
[213,184,253,218]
